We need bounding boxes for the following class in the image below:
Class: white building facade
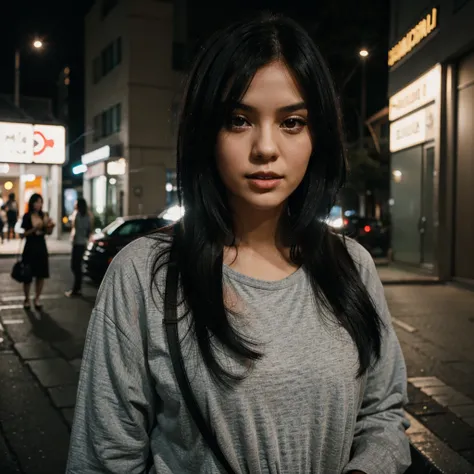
[83,0,182,227]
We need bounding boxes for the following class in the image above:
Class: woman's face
[33,198,43,212]
[216,60,312,214]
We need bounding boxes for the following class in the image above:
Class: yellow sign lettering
[388,8,438,67]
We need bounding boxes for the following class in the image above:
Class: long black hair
[28,193,44,218]
[153,14,383,387]
[77,198,88,216]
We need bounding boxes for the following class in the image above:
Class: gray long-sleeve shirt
[67,236,411,474]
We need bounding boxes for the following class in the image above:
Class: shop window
[165,169,179,207]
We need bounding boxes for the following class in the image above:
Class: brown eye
[282,118,307,130]
[229,115,249,128]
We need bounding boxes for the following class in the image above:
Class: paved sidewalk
[387,284,474,469]
[377,263,440,285]
[0,238,71,258]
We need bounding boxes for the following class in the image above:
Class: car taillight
[364,225,371,233]
[98,241,108,247]
[343,218,349,226]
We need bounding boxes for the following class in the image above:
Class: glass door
[420,145,435,267]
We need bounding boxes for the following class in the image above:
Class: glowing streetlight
[15,39,46,107]
[358,49,369,149]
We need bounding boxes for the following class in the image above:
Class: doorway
[391,142,435,267]
[420,145,435,267]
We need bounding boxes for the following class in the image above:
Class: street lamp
[14,39,44,107]
[359,49,369,149]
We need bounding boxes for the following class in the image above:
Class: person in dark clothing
[4,193,19,240]
[21,193,55,310]
[65,198,93,297]
[0,205,5,244]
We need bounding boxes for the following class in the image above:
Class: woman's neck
[233,206,284,249]
[224,203,297,280]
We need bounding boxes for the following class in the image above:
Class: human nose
[251,124,279,162]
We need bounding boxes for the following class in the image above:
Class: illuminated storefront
[389,1,474,282]
[0,122,65,238]
[80,145,125,228]
[389,67,440,268]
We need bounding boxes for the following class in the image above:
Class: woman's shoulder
[101,232,172,289]
[338,236,377,285]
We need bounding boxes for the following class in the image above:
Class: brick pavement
[0,257,473,473]
[386,284,474,469]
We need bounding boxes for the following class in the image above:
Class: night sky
[0,0,390,154]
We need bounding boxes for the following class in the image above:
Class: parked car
[82,215,172,282]
[340,216,389,258]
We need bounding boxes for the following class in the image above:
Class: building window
[114,37,122,65]
[93,57,101,84]
[93,115,101,142]
[93,103,121,141]
[112,103,121,133]
[101,0,118,19]
[454,0,471,11]
[93,37,122,84]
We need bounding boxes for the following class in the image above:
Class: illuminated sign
[85,161,106,179]
[0,122,34,163]
[390,104,436,152]
[388,8,438,68]
[33,125,66,164]
[389,66,441,121]
[0,122,66,164]
[107,158,126,176]
[81,145,111,165]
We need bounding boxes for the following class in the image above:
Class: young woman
[65,198,93,297]
[68,15,411,474]
[21,193,54,310]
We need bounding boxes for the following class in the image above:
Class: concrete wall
[127,0,181,215]
[389,0,474,95]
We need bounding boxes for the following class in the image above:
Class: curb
[406,412,474,474]
[381,279,443,286]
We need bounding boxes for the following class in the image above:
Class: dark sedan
[341,216,390,257]
[82,215,172,282]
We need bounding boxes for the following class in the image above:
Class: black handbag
[163,237,237,474]
[11,240,32,284]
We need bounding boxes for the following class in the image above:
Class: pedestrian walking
[3,193,19,240]
[68,14,411,474]
[21,193,55,310]
[0,205,6,244]
[65,198,93,297]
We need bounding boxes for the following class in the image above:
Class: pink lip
[247,177,282,190]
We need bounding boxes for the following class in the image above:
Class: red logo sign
[33,130,55,156]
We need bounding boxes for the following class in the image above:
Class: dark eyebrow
[234,101,307,113]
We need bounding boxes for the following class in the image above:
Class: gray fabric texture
[67,235,411,474]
